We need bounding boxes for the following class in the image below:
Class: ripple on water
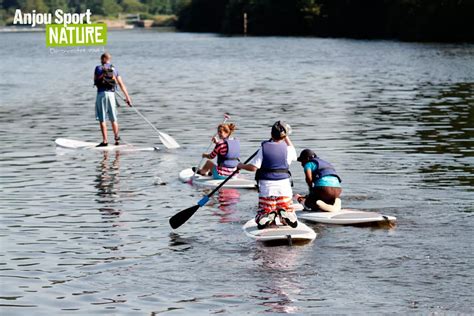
[0,31,473,314]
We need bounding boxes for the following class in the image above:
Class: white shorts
[95,91,117,122]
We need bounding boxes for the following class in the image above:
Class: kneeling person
[238,121,298,229]
[296,149,342,212]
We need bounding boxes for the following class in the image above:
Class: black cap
[271,121,288,139]
[297,149,316,162]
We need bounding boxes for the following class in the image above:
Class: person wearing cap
[238,121,298,229]
[296,149,342,212]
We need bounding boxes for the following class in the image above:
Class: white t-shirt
[248,144,297,197]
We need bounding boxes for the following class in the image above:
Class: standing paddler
[94,52,132,147]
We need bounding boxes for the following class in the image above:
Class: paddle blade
[169,205,200,229]
[159,132,180,149]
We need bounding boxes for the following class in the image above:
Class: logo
[13,9,107,47]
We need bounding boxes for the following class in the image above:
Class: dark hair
[297,149,317,162]
[101,52,111,64]
[271,121,287,140]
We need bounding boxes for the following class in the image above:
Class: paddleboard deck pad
[243,219,316,244]
[55,138,158,152]
[297,208,396,225]
[179,168,256,189]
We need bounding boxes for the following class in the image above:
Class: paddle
[115,92,180,149]
[169,149,259,229]
[192,113,230,178]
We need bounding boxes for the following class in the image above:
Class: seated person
[196,123,240,179]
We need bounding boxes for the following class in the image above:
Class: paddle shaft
[169,148,259,229]
[115,91,180,149]
[132,107,162,135]
[206,149,258,198]
[115,91,163,135]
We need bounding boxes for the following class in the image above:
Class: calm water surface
[1,30,473,315]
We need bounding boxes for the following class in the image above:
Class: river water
[1,30,473,315]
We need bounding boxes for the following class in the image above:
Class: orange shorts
[258,196,293,214]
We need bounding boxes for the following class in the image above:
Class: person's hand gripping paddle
[169,150,258,229]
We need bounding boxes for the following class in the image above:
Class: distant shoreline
[0,26,45,32]
[0,25,176,33]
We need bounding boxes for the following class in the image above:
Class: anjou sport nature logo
[13,9,107,47]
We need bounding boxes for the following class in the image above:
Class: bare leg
[198,160,215,176]
[316,198,342,212]
[111,121,119,140]
[99,122,108,143]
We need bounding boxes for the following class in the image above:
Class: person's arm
[237,163,258,172]
[284,135,294,147]
[116,76,132,106]
[94,66,102,85]
[203,141,224,159]
[305,168,313,189]
[237,148,262,172]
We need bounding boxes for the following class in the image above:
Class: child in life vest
[295,149,342,212]
[196,123,240,179]
[238,121,298,229]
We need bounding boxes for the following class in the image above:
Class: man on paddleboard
[295,149,342,212]
[238,121,298,229]
[94,52,132,147]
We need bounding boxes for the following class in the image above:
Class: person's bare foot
[316,198,342,212]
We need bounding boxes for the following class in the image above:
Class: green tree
[23,0,49,11]
[121,0,145,12]
[141,0,173,14]
[102,0,122,15]
[43,0,67,12]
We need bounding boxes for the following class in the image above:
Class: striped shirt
[208,141,228,159]
[209,141,237,176]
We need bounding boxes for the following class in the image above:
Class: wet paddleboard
[178,168,256,189]
[243,219,316,244]
[296,207,397,225]
[55,138,158,152]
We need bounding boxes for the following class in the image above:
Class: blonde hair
[218,123,236,136]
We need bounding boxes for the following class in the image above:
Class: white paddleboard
[296,208,397,225]
[178,168,256,189]
[55,138,158,152]
[243,219,316,243]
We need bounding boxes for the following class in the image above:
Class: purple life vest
[310,157,342,183]
[256,140,291,181]
[217,139,240,168]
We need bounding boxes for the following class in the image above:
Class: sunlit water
[1,30,473,314]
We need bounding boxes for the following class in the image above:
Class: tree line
[2,0,472,41]
[176,0,474,42]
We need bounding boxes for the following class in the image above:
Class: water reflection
[168,233,194,252]
[94,151,122,220]
[193,188,241,223]
[95,151,121,204]
[2,32,473,314]
[252,246,304,313]
[214,188,241,223]
[415,82,474,155]
[414,82,474,188]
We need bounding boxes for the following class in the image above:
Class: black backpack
[96,65,116,90]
